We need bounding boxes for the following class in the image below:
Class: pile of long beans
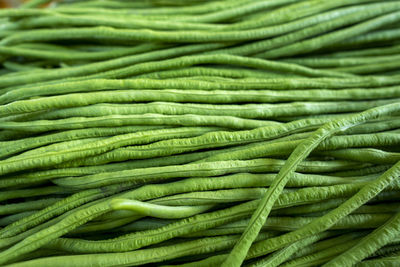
[0,0,400,266]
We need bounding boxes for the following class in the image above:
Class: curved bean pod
[4,233,275,267]
[0,125,165,159]
[257,10,400,59]
[53,159,368,189]
[0,43,226,89]
[0,114,274,132]
[0,127,220,175]
[221,102,400,266]
[324,212,400,266]
[2,90,397,117]
[248,232,335,267]
[110,198,212,219]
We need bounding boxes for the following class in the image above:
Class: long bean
[2,90,397,118]
[0,198,61,216]
[199,131,400,162]
[110,199,212,219]
[139,66,291,79]
[0,211,37,227]
[329,60,400,75]
[280,237,364,267]
[17,91,400,120]
[55,0,253,16]
[6,84,399,108]
[0,127,223,175]
[221,102,400,266]
[1,176,395,262]
[57,120,400,167]
[149,184,383,208]
[334,28,400,50]
[37,182,392,253]
[102,177,393,221]
[0,43,226,89]
[355,256,400,267]
[215,213,392,232]
[284,54,400,68]
[256,10,400,59]
[4,233,275,267]
[324,212,400,266]
[226,0,378,29]
[0,149,225,189]
[0,117,362,169]
[0,183,132,238]
[288,231,370,260]
[53,158,368,189]
[4,75,400,103]
[0,125,165,159]
[0,43,166,62]
[217,2,398,56]
[1,1,400,266]
[0,186,69,202]
[247,232,334,267]
[0,114,274,132]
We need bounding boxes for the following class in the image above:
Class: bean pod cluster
[0,0,400,266]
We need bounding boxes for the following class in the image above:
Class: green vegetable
[1,1,399,266]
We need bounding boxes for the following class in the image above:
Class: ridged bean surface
[1,1,400,266]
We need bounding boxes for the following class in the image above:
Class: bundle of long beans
[1,0,400,266]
